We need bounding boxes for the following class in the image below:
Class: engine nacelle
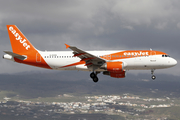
[101,61,127,73]
[110,71,126,78]
[103,70,126,78]
[101,61,127,78]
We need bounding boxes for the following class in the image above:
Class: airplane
[3,25,177,82]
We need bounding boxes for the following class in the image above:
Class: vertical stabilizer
[5,25,51,69]
[7,25,36,54]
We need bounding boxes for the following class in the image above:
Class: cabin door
[36,53,41,62]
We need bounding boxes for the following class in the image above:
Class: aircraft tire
[93,76,99,82]
[90,72,96,78]
[152,75,156,80]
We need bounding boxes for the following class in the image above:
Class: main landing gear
[151,69,156,80]
[90,72,100,83]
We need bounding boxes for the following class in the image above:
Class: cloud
[123,25,134,30]
[177,22,180,29]
[111,0,180,28]
[155,22,167,30]
[0,0,180,75]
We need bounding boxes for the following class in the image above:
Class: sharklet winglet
[65,44,70,49]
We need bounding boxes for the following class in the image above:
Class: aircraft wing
[4,51,26,60]
[65,44,106,68]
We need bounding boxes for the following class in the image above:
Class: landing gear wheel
[90,72,99,82]
[151,75,156,80]
[151,69,156,80]
[90,72,96,78]
[93,77,99,82]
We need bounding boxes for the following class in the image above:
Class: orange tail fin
[6,25,51,69]
[7,25,36,54]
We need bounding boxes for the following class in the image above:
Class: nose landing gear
[151,69,156,80]
[151,75,156,80]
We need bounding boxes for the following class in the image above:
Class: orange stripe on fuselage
[14,51,51,69]
[58,50,167,68]
[100,50,167,60]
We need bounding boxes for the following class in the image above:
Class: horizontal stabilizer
[4,51,26,60]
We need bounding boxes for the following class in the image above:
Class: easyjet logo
[9,26,30,50]
[124,51,149,56]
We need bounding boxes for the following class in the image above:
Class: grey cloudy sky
[0,0,180,76]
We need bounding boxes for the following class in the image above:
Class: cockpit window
[162,55,170,57]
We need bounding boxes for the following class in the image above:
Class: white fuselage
[39,50,177,71]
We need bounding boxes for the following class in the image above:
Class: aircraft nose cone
[171,58,177,66]
[174,59,177,65]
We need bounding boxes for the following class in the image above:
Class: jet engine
[101,61,127,78]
